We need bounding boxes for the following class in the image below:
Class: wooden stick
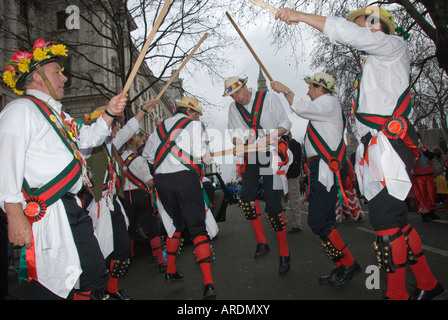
[155,33,209,100]
[210,141,274,158]
[248,0,278,14]
[225,11,273,81]
[121,0,172,97]
[248,0,299,24]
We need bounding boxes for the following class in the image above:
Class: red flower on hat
[10,50,33,63]
[33,38,51,50]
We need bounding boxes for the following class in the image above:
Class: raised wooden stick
[121,0,172,97]
[210,141,274,158]
[248,0,299,24]
[225,11,273,81]
[155,33,209,100]
[248,0,278,14]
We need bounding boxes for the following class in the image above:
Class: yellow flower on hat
[3,70,15,88]
[50,44,68,57]
[33,47,50,62]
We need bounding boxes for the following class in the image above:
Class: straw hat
[304,72,338,93]
[347,6,396,35]
[84,106,125,125]
[3,38,68,95]
[222,77,248,97]
[175,96,203,116]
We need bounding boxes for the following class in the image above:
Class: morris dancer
[120,134,167,271]
[0,38,126,299]
[275,5,444,300]
[83,100,157,300]
[143,97,217,299]
[272,72,361,286]
[224,76,292,274]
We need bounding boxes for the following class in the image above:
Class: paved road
[7,197,448,302]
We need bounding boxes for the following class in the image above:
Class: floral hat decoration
[223,77,248,97]
[304,72,339,93]
[3,38,68,95]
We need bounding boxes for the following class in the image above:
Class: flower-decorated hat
[175,96,203,116]
[304,72,338,93]
[3,38,68,95]
[84,106,125,125]
[223,77,248,97]
[347,6,397,35]
[126,133,146,149]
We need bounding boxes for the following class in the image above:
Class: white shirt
[121,149,153,191]
[143,113,206,174]
[324,16,410,139]
[0,89,111,208]
[227,88,292,142]
[290,94,344,157]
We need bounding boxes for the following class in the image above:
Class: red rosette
[383,116,407,140]
[24,196,47,222]
[328,157,341,173]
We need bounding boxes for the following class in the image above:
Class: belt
[307,155,320,162]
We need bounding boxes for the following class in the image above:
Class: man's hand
[107,93,128,116]
[142,99,158,112]
[5,203,31,249]
[275,8,302,25]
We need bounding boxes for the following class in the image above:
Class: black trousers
[32,194,107,299]
[108,197,132,262]
[154,170,207,239]
[121,189,161,240]
[307,159,348,239]
[241,151,283,216]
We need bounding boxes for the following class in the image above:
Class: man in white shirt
[0,38,126,299]
[82,99,157,300]
[224,76,292,275]
[275,5,443,300]
[143,97,216,300]
[272,72,360,287]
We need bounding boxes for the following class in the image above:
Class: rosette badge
[3,38,68,95]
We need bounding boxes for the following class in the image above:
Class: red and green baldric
[305,113,348,206]
[120,153,152,193]
[352,72,419,160]
[235,90,266,144]
[154,117,201,176]
[21,95,82,223]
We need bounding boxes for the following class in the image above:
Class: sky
[182,18,315,182]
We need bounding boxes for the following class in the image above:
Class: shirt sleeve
[323,16,406,60]
[291,95,338,122]
[113,117,140,150]
[76,114,111,149]
[266,93,292,132]
[0,102,33,208]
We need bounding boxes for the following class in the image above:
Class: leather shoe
[202,283,217,300]
[412,282,444,300]
[254,243,270,258]
[319,265,342,284]
[165,271,184,284]
[329,261,361,287]
[279,254,291,275]
[106,289,133,300]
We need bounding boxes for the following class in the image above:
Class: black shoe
[412,282,445,300]
[106,289,133,300]
[159,263,167,273]
[165,271,184,284]
[254,243,270,258]
[279,254,291,275]
[202,283,217,300]
[329,261,361,287]
[319,266,343,284]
